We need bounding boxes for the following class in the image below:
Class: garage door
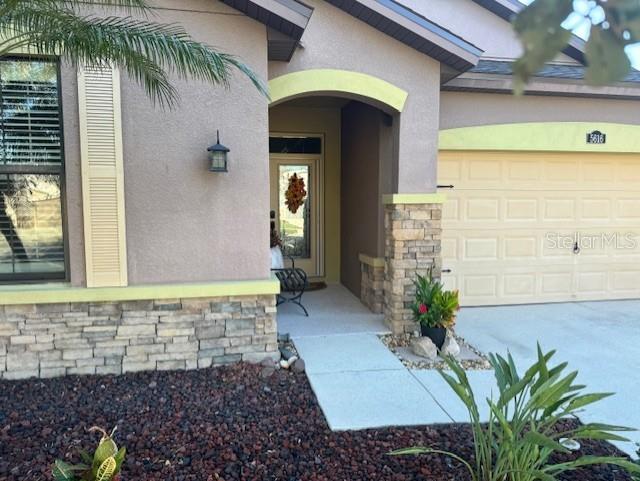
[439,151,640,306]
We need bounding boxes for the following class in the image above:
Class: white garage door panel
[439,151,640,306]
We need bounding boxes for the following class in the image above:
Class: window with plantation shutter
[0,58,66,282]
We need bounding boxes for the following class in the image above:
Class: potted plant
[410,269,460,349]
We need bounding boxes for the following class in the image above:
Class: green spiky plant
[391,345,640,481]
[411,268,459,329]
[52,427,126,481]
[0,0,268,108]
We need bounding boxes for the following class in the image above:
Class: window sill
[0,278,280,306]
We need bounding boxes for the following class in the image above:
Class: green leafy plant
[52,426,126,481]
[391,345,640,481]
[513,0,640,91]
[633,444,640,481]
[0,0,268,108]
[410,268,459,329]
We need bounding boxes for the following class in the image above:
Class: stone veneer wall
[360,261,385,314]
[383,203,443,334]
[0,294,278,380]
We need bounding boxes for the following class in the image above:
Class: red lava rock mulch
[0,364,633,481]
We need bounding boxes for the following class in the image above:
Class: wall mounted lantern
[207,130,230,172]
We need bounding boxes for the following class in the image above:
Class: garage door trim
[439,122,640,154]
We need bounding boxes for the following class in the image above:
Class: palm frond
[8,0,152,14]
[0,0,269,107]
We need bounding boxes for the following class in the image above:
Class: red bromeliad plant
[410,268,459,329]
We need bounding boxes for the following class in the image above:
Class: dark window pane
[0,174,65,278]
[269,137,321,154]
[0,59,65,282]
[1,60,62,166]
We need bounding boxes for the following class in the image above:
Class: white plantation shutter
[78,65,128,287]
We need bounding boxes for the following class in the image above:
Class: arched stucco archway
[268,69,408,113]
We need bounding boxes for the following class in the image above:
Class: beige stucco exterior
[269,0,442,193]
[60,66,86,287]
[57,0,447,289]
[124,1,269,284]
[340,102,385,296]
[401,0,577,63]
[440,92,640,129]
[61,0,271,286]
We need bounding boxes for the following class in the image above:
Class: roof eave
[470,0,587,65]
[443,73,640,100]
[323,0,483,72]
[220,0,313,61]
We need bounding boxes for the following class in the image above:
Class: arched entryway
[268,70,407,334]
[269,69,408,114]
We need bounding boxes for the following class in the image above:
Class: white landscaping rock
[411,337,438,360]
[441,335,461,358]
[279,355,298,370]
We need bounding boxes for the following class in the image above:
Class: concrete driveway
[456,299,640,455]
[281,287,640,456]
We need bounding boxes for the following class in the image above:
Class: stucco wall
[269,0,441,193]
[268,103,341,283]
[440,92,640,129]
[340,102,381,296]
[121,0,269,284]
[60,66,86,287]
[399,0,577,63]
[58,0,271,286]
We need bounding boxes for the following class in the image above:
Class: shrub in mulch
[0,364,633,481]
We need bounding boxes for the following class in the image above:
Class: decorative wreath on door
[284,174,307,214]
[285,173,307,214]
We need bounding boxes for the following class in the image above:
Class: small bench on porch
[273,266,309,316]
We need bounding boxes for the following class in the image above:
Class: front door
[270,154,323,278]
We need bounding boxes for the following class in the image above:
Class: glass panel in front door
[278,164,311,259]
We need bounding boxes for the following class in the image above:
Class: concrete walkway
[278,285,496,429]
[278,286,640,455]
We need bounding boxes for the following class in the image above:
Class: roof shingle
[470,59,640,83]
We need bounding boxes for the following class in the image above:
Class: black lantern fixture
[207,130,230,172]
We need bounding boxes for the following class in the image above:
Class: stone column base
[359,254,385,314]
[383,201,443,334]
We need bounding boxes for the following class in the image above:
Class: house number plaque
[586,130,606,144]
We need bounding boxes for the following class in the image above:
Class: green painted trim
[439,122,640,153]
[358,254,385,268]
[0,278,280,306]
[269,69,408,112]
[382,193,447,204]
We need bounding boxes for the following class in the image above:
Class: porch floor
[276,283,388,337]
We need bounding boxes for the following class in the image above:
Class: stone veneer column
[359,255,385,314]
[383,195,444,334]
